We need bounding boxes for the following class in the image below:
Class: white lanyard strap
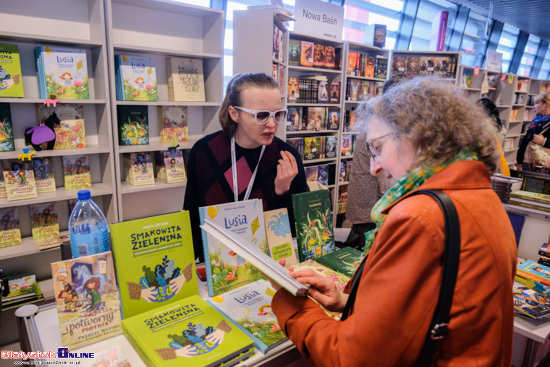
[231,136,266,202]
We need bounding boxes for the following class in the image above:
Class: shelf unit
[0,0,117,270]
[104,0,224,222]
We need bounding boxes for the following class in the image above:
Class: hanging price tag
[500,73,507,82]
[473,66,480,77]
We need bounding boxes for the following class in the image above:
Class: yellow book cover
[63,155,91,191]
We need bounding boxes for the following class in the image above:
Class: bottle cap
[77,190,91,200]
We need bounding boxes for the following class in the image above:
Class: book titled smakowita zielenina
[122,295,254,367]
[51,251,122,349]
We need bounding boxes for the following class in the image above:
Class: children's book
[35,46,89,99]
[166,56,205,102]
[513,285,550,319]
[0,44,24,97]
[117,105,149,146]
[303,137,320,161]
[30,202,62,249]
[155,149,187,184]
[300,41,314,68]
[288,39,301,66]
[286,107,302,131]
[32,157,56,193]
[264,208,298,267]
[123,152,154,186]
[316,246,362,277]
[3,274,37,302]
[0,103,14,151]
[325,136,338,159]
[317,165,329,186]
[0,161,10,198]
[51,252,122,349]
[199,199,268,297]
[292,190,335,262]
[110,210,197,319]
[207,279,287,353]
[159,106,188,143]
[0,207,21,247]
[122,294,254,367]
[115,54,158,101]
[37,104,86,150]
[63,154,91,191]
[4,161,38,201]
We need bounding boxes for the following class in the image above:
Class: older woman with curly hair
[269,77,517,366]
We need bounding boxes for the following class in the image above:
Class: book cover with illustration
[37,104,86,150]
[327,107,340,130]
[264,208,298,267]
[300,41,314,68]
[306,107,324,131]
[286,106,302,132]
[199,199,268,297]
[341,135,352,156]
[115,55,158,101]
[513,285,550,319]
[303,137,320,161]
[110,210,197,319]
[155,149,187,184]
[316,246,362,277]
[4,161,38,201]
[0,44,24,98]
[305,166,318,183]
[123,152,154,186]
[286,137,304,159]
[287,77,299,103]
[329,81,340,103]
[30,202,62,248]
[317,165,329,186]
[292,190,335,262]
[63,154,91,191]
[0,160,8,198]
[51,252,122,349]
[0,103,14,151]
[325,136,338,159]
[160,106,188,143]
[0,207,21,247]
[35,46,89,99]
[3,274,36,302]
[208,279,287,353]
[122,295,254,367]
[166,56,205,102]
[117,105,149,146]
[288,39,301,66]
[32,157,56,193]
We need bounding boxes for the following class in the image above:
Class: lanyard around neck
[231,136,266,202]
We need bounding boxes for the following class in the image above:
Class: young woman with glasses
[184,73,308,262]
[267,76,517,366]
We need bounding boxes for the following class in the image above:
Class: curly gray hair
[355,76,499,173]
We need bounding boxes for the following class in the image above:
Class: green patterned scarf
[363,149,478,257]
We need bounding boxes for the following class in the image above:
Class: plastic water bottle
[68,190,110,258]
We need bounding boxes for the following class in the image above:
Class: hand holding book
[290,267,349,313]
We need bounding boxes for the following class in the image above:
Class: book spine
[198,208,215,297]
[507,200,550,213]
[122,326,154,367]
[509,193,550,206]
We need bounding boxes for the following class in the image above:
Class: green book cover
[110,210,198,319]
[316,246,363,277]
[51,252,122,349]
[199,199,268,297]
[117,105,149,146]
[122,294,254,367]
[292,190,335,262]
[0,44,24,98]
[207,279,287,354]
[0,103,14,151]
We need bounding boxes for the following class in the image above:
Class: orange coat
[272,161,517,366]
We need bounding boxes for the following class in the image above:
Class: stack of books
[508,190,550,214]
[2,274,43,311]
[513,285,550,319]
[490,175,522,203]
[538,243,550,266]
[515,259,550,296]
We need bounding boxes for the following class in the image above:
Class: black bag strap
[340,189,460,366]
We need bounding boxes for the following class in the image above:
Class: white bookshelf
[104,0,224,222]
[0,0,117,265]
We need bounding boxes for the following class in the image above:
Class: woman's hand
[533,134,545,145]
[274,151,298,195]
[291,269,348,313]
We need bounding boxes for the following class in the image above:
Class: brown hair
[219,73,279,137]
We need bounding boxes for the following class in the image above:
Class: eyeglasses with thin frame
[366,133,393,159]
[233,106,288,125]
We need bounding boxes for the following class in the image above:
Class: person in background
[477,97,510,175]
[269,76,517,366]
[344,74,407,249]
[516,91,550,170]
[184,73,308,262]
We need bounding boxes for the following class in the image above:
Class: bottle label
[70,228,109,258]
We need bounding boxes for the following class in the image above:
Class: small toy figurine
[18,148,36,161]
[25,111,59,151]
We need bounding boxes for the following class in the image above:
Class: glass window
[343,0,403,50]
[409,0,457,51]
[496,24,519,73]
[459,10,490,68]
[518,34,540,77]
[539,47,550,80]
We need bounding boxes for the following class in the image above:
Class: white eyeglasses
[233,106,288,125]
